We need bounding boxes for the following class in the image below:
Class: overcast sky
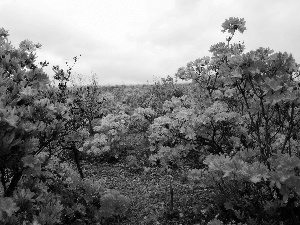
[1,0,300,85]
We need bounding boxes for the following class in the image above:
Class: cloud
[1,0,300,85]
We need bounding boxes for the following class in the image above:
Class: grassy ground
[83,162,211,225]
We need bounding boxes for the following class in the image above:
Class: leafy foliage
[1,16,300,225]
[0,28,130,224]
[176,17,300,224]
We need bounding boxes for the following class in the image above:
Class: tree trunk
[71,144,84,179]
[4,170,23,197]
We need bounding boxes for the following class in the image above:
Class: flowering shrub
[36,155,130,224]
[175,17,300,224]
[80,112,131,161]
[0,27,62,223]
[148,93,244,169]
[0,28,131,224]
[129,107,157,133]
[98,189,130,220]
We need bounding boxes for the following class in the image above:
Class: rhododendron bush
[0,28,69,223]
[81,106,157,163]
[81,112,130,158]
[149,94,244,168]
[0,28,130,224]
[172,17,300,224]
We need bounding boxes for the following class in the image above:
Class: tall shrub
[175,17,300,224]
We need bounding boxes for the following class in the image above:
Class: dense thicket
[1,17,300,225]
